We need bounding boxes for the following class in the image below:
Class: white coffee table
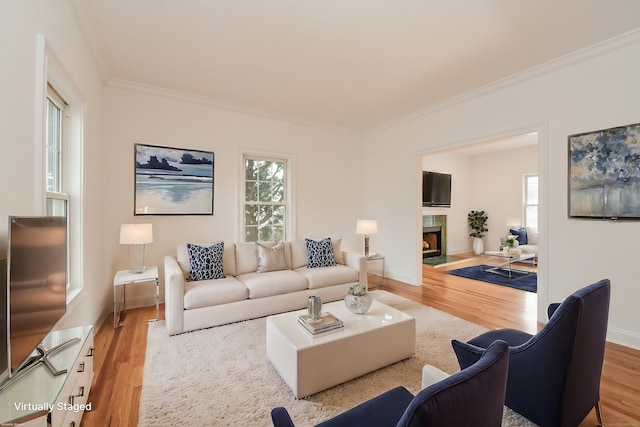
[266,299,416,398]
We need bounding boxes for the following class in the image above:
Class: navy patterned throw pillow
[187,242,226,281]
[305,237,336,268]
[509,227,528,245]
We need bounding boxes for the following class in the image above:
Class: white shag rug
[139,290,536,426]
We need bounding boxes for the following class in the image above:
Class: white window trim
[36,34,85,301]
[240,150,295,242]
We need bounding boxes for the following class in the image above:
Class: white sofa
[164,238,367,335]
[519,235,538,257]
[508,227,538,258]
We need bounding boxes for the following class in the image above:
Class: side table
[113,266,159,328]
[366,253,385,287]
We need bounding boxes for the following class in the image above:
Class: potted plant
[344,283,373,314]
[502,235,520,254]
[468,210,488,255]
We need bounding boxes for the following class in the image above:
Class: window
[243,156,288,242]
[524,174,538,234]
[40,37,84,301]
[46,87,69,213]
[45,85,71,286]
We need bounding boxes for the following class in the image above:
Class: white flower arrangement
[505,235,517,248]
[346,283,368,296]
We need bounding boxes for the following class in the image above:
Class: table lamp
[120,223,153,273]
[356,219,377,257]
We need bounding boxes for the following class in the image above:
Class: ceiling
[69,0,640,131]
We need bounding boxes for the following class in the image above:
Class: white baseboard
[607,326,640,351]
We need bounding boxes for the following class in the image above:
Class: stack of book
[298,312,343,335]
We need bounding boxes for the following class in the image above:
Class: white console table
[0,325,94,427]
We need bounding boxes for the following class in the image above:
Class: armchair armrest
[316,386,414,427]
[271,407,296,427]
[164,255,186,335]
[342,251,368,288]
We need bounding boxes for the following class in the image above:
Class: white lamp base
[364,235,370,257]
[129,244,146,274]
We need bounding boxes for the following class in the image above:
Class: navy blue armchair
[452,279,610,427]
[271,339,509,427]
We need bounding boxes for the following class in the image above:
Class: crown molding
[107,79,362,137]
[366,28,640,137]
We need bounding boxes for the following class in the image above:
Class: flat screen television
[0,216,67,387]
[422,171,452,207]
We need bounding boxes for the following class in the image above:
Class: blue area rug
[446,264,537,293]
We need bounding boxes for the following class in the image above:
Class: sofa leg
[595,400,605,427]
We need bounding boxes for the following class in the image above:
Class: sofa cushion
[183,277,249,309]
[186,243,226,281]
[235,242,258,275]
[291,239,309,269]
[295,264,358,290]
[305,237,337,268]
[330,238,344,265]
[236,270,309,298]
[236,241,293,275]
[519,244,538,256]
[256,241,287,273]
[177,242,236,278]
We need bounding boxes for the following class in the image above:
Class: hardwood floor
[83,306,155,426]
[83,261,640,426]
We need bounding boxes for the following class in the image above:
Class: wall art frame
[134,143,214,215]
[568,122,640,220]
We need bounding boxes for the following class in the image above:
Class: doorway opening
[420,131,540,312]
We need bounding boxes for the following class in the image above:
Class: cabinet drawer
[50,332,94,427]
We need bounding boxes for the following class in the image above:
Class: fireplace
[422,226,442,258]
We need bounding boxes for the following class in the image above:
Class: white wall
[101,83,365,307]
[364,31,640,349]
[469,144,539,250]
[0,1,106,329]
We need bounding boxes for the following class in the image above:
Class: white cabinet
[0,326,94,427]
[49,328,94,427]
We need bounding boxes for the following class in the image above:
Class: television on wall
[0,216,67,388]
[422,171,452,207]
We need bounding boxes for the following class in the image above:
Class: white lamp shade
[119,223,153,245]
[356,219,378,235]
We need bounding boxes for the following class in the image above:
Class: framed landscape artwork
[568,122,640,219]
[134,143,214,215]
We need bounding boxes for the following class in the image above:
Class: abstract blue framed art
[134,143,214,215]
[568,122,640,219]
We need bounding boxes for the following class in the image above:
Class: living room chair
[452,279,611,427]
[271,339,509,427]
